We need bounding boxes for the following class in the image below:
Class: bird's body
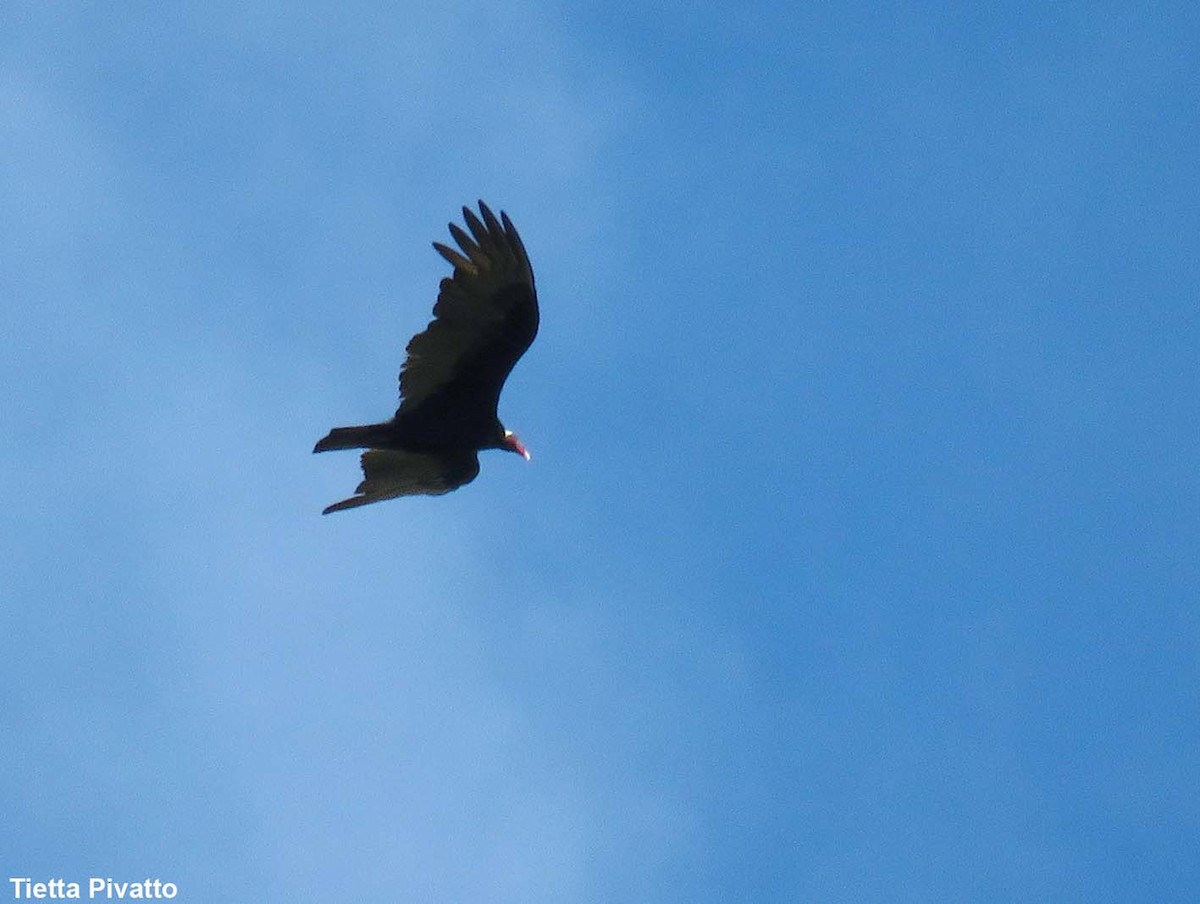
[314,202,538,514]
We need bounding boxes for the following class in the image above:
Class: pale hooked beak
[504,429,531,461]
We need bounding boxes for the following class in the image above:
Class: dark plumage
[314,201,538,514]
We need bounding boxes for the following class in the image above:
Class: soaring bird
[314,201,538,514]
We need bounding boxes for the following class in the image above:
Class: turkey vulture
[314,201,538,514]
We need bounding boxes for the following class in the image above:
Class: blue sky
[3,3,1197,901]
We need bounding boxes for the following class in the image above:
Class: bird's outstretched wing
[396,201,538,427]
[322,449,481,514]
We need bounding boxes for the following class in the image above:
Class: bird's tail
[313,424,389,453]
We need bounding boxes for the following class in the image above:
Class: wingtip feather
[462,205,489,246]
[321,495,374,514]
[433,241,474,272]
[479,202,502,234]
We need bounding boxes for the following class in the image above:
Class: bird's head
[501,428,531,461]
